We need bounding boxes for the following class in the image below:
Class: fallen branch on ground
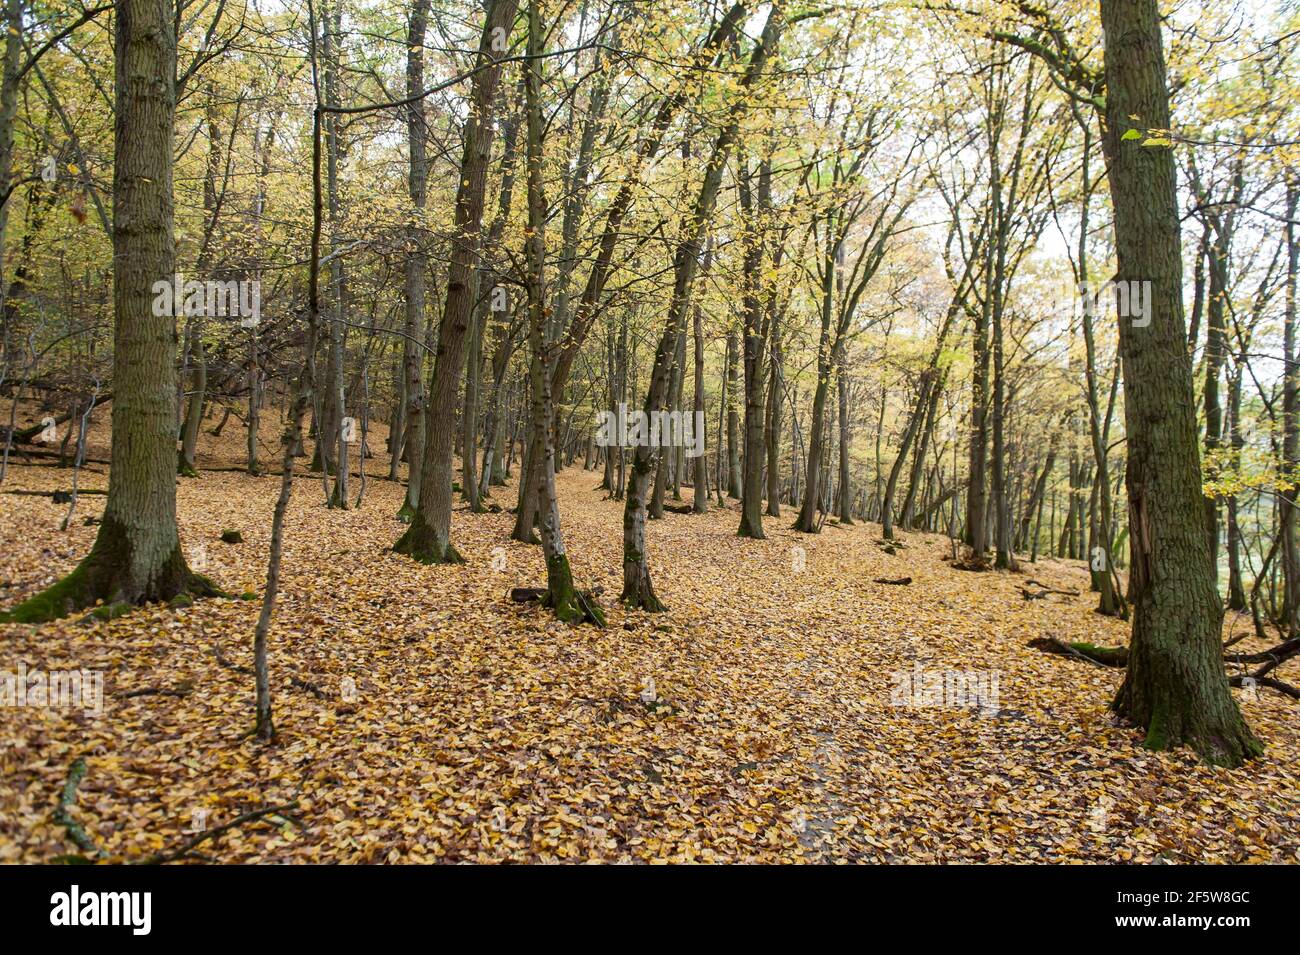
[1027,636,1128,667]
[117,683,193,699]
[1021,585,1081,601]
[140,801,300,865]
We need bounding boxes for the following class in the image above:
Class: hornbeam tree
[520,0,600,626]
[622,4,789,609]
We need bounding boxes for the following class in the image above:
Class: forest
[0,0,1298,866]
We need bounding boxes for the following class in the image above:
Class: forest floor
[1,419,1298,863]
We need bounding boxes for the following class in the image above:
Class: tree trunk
[623,6,785,610]
[1282,180,1300,633]
[394,0,518,563]
[1099,0,1259,765]
[3,0,213,621]
[725,328,741,498]
[692,260,710,513]
[397,0,430,520]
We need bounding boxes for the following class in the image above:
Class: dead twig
[140,801,301,865]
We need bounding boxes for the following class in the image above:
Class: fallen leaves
[1,428,1298,863]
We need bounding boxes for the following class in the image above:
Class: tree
[519,0,598,625]
[1098,0,1259,765]
[394,0,519,564]
[397,0,430,522]
[1,0,216,622]
[622,4,788,610]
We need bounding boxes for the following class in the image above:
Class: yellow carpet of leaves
[2,428,1298,863]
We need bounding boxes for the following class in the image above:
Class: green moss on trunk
[542,552,584,624]
[392,515,464,565]
[0,516,220,623]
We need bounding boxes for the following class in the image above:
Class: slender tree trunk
[397,0,430,520]
[737,160,772,537]
[0,0,22,312]
[765,301,784,517]
[394,0,518,563]
[1282,180,1300,633]
[692,260,710,513]
[725,328,741,498]
[623,6,785,610]
[522,0,585,623]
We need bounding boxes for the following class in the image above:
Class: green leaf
[1120,129,1142,141]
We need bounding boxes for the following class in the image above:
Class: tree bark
[1099,0,1259,765]
[394,0,518,563]
[3,0,212,621]
[397,0,429,520]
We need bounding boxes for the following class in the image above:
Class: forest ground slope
[1,420,1297,862]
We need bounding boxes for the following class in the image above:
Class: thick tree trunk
[3,0,212,621]
[1099,0,1259,765]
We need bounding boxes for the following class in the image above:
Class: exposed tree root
[1028,635,1128,667]
[1230,674,1300,699]
[52,757,100,861]
[511,584,607,627]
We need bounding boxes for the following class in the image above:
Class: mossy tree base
[0,516,221,624]
[539,552,605,626]
[621,556,666,613]
[392,517,464,565]
[791,514,820,534]
[1112,674,1262,768]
